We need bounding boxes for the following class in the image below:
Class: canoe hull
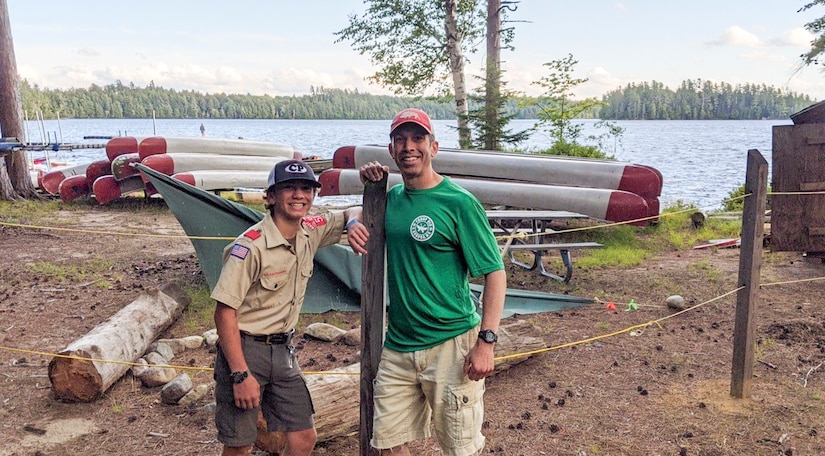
[332,145,663,199]
[172,170,270,191]
[140,153,289,182]
[319,168,651,225]
[138,136,300,161]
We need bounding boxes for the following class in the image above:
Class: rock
[160,373,193,404]
[666,295,685,311]
[203,329,219,352]
[304,322,347,342]
[144,351,169,365]
[178,383,211,406]
[155,338,187,355]
[180,335,204,350]
[139,366,178,387]
[130,358,149,377]
[147,341,175,361]
[341,328,361,346]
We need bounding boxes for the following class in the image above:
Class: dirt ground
[1,199,824,456]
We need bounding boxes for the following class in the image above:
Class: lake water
[24,118,789,211]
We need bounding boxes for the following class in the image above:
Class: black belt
[242,330,294,344]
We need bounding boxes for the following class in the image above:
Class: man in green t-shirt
[356,108,507,456]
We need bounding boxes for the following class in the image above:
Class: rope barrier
[1,188,822,377]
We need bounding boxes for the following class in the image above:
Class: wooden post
[730,149,768,398]
[360,175,387,455]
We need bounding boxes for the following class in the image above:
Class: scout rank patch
[243,229,261,240]
[301,215,327,230]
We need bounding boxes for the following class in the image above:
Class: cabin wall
[771,123,825,253]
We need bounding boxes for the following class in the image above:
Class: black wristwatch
[230,370,249,384]
[478,329,498,344]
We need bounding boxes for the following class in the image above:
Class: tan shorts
[371,327,485,456]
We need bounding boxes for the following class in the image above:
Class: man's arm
[464,268,507,381]
[215,302,260,409]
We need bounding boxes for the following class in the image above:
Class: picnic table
[486,210,604,283]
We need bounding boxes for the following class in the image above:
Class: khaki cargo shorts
[371,327,485,456]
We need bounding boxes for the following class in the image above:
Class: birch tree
[335,0,486,147]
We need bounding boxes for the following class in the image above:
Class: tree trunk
[255,318,548,451]
[48,286,190,402]
[0,0,36,199]
[445,0,471,149]
[485,0,502,151]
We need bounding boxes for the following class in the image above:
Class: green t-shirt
[384,177,504,352]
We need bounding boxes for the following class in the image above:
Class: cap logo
[398,110,420,121]
[285,163,307,174]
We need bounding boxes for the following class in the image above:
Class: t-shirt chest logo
[409,215,435,242]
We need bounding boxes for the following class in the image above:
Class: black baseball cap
[267,159,321,189]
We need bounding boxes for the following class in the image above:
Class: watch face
[479,330,497,343]
[231,371,248,384]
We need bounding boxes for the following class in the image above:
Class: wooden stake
[360,175,387,455]
[730,149,768,398]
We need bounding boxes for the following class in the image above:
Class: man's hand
[233,374,261,410]
[359,162,390,184]
[463,341,496,381]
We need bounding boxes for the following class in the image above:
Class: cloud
[779,27,815,48]
[709,26,762,47]
[77,48,100,57]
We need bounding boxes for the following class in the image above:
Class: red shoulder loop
[243,229,262,240]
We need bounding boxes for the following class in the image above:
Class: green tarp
[137,164,359,313]
[136,163,592,317]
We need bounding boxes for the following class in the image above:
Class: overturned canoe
[138,136,301,161]
[111,153,141,181]
[58,174,90,203]
[319,168,652,225]
[172,170,270,191]
[140,153,289,181]
[332,144,663,200]
[105,136,146,162]
[40,163,89,195]
[84,159,113,190]
[92,175,147,205]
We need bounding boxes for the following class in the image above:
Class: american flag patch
[230,243,250,260]
[301,215,327,230]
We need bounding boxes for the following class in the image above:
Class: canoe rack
[487,210,604,283]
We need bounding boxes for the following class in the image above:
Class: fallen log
[255,318,548,451]
[48,284,190,402]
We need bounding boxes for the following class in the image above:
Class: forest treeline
[599,79,814,120]
[19,78,816,121]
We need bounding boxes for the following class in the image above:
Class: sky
[6,1,825,101]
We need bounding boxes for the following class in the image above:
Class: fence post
[730,149,768,398]
[360,175,387,455]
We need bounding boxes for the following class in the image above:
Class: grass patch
[0,199,63,224]
[25,258,116,283]
[183,285,216,333]
[567,201,746,271]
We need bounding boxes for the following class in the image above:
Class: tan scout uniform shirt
[211,211,345,335]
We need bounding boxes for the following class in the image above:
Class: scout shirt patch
[243,229,261,240]
[230,243,250,260]
[301,215,327,231]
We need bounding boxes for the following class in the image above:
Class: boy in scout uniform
[211,159,367,456]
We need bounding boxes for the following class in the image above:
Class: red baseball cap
[390,108,433,136]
